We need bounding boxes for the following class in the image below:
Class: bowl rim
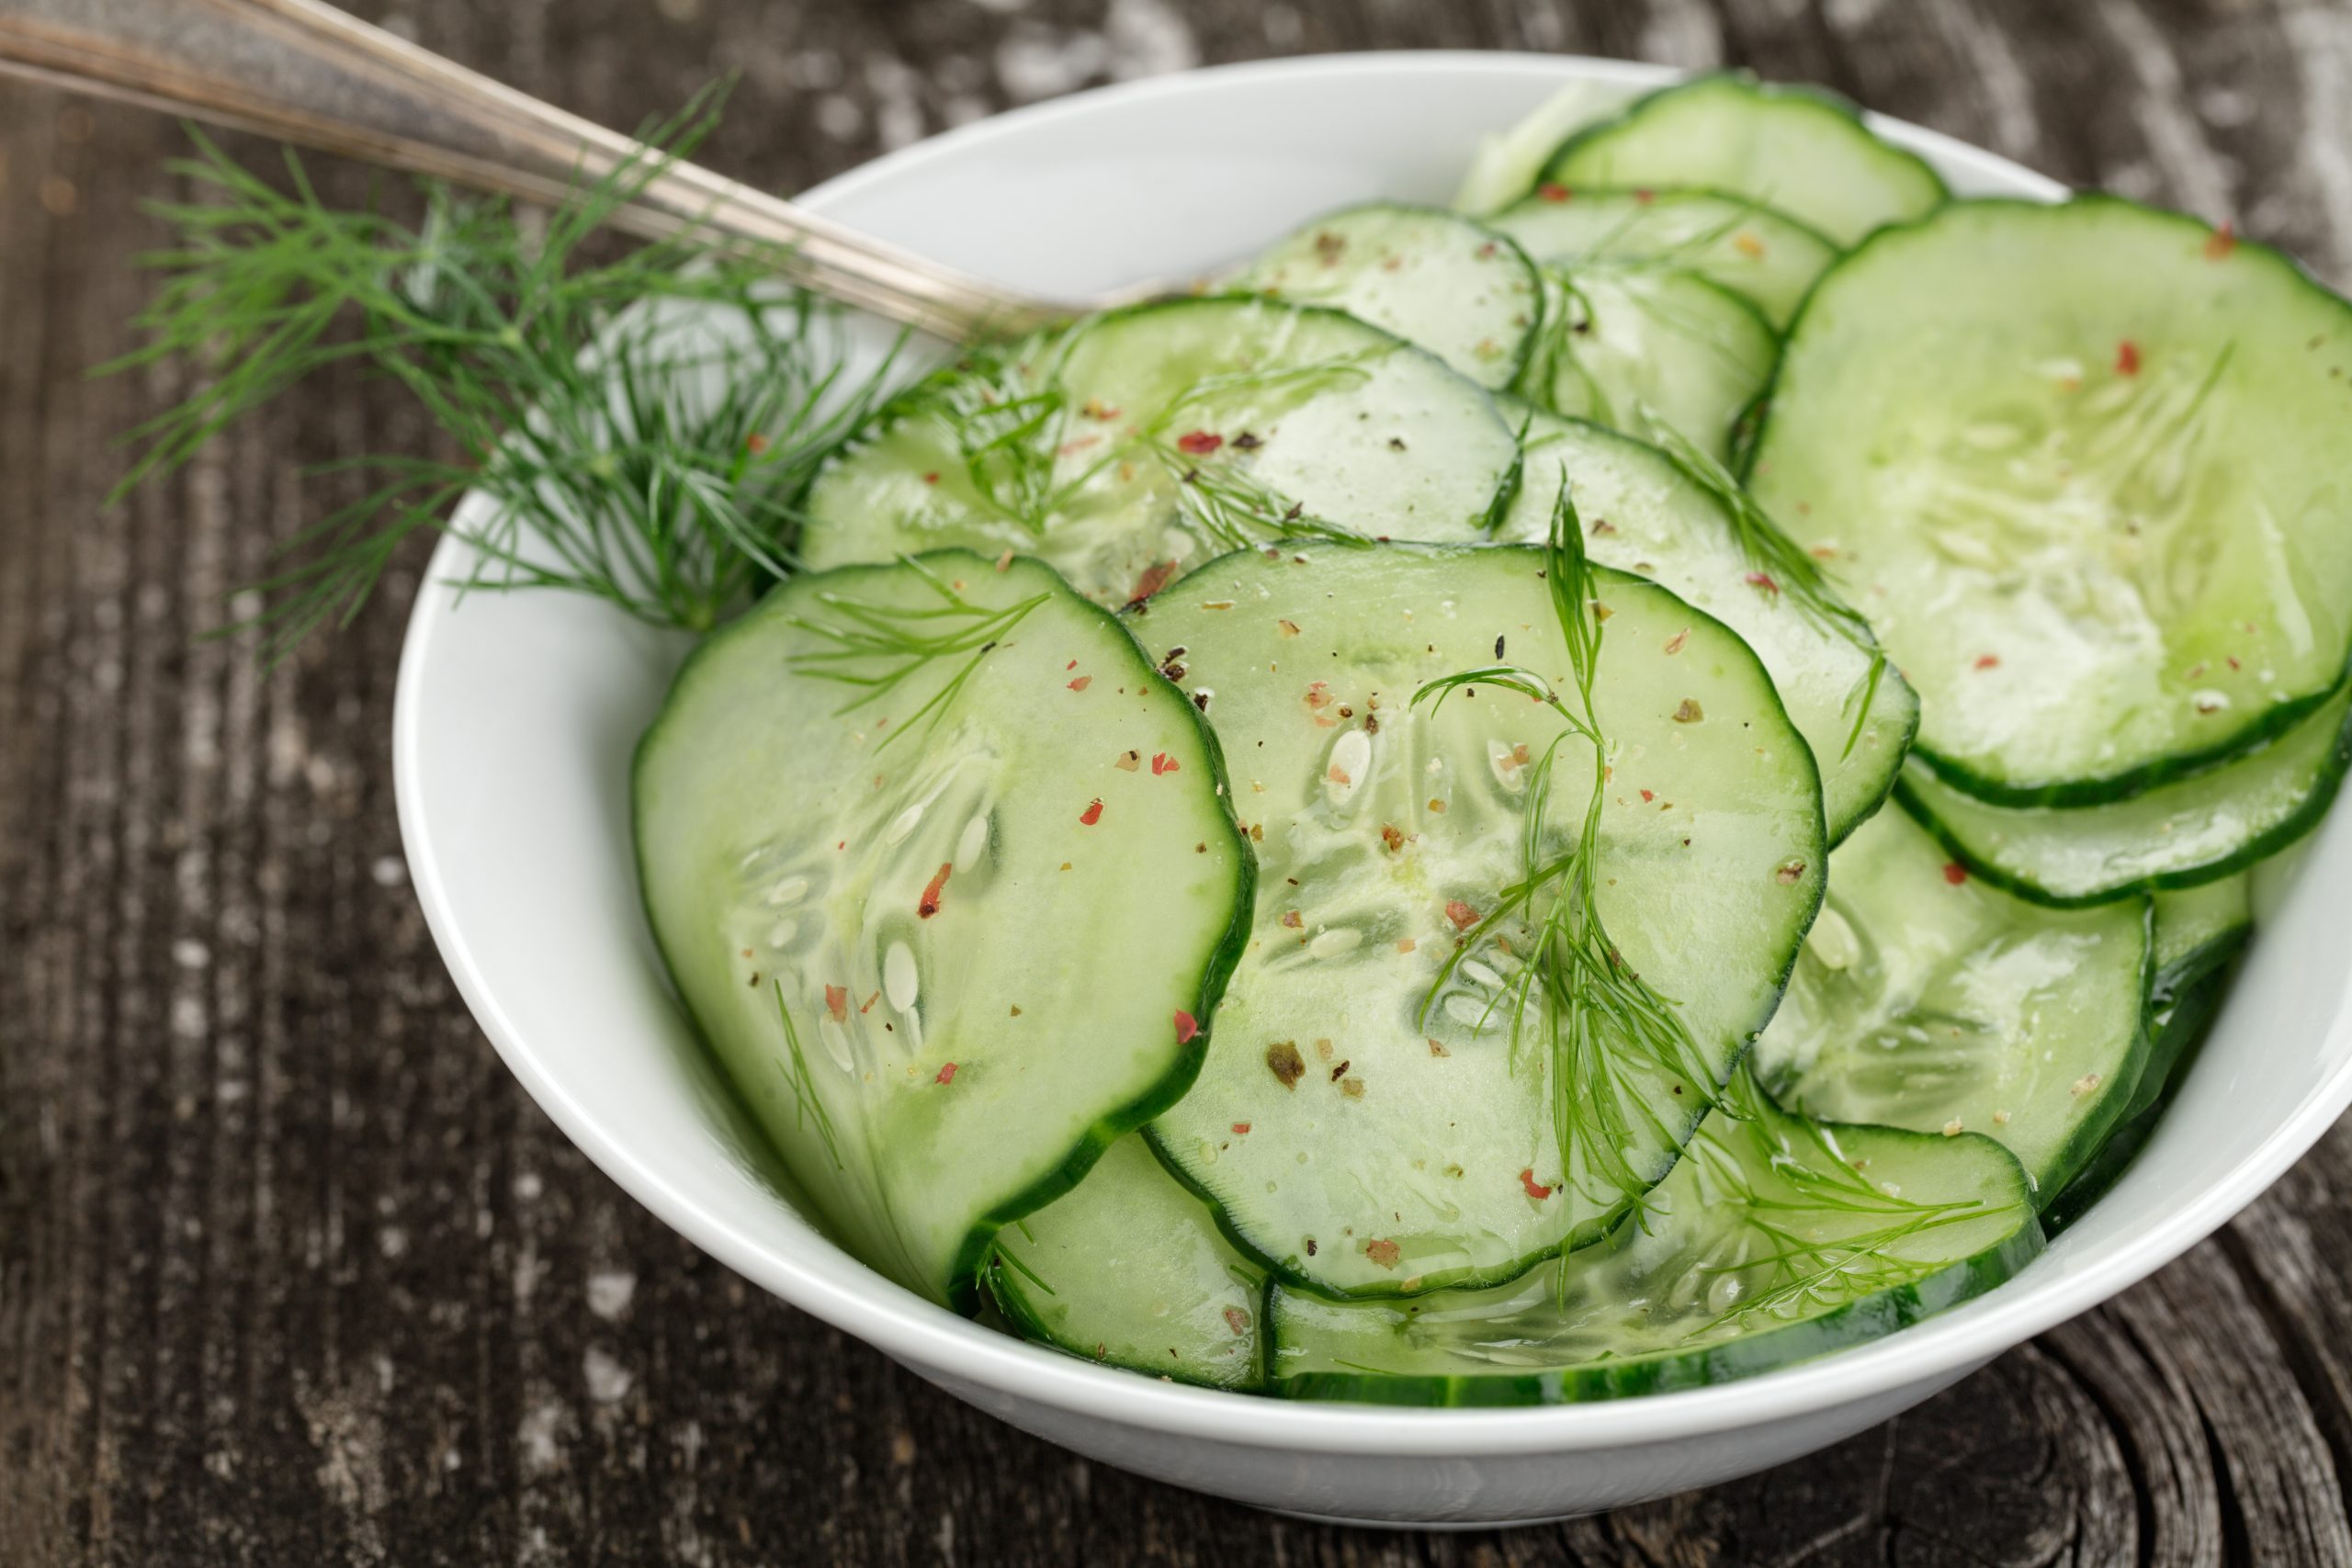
[394,49,2352,1457]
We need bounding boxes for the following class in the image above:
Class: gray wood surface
[5,0,2351,1562]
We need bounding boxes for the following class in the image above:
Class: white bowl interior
[395,52,2352,1517]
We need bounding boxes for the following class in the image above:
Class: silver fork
[0,0,1102,339]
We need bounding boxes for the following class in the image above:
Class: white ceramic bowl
[393,52,2352,1527]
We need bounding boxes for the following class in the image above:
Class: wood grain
[5,1,2351,1562]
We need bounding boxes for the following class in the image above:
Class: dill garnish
[1411,479,1718,1213]
[785,558,1051,752]
[106,96,902,662]
[773,979,845,1172]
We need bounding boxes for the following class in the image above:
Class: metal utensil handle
[0,0,1064,337]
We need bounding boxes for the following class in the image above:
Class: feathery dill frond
[107,93,907,661]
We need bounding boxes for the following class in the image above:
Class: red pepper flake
[1975,653,2001,670]
[824,985,849,1023]
[1519,1168,1555,1201]
[1067,659,1078,670]
[1536,182,1571,203]
[1634,187,1655,204]
[1380,823,1405,853]
[934,1062,958,1085]
[1942,862,1968,886]
[861,991,879,1014]
[1444,899,1480,931]
[1327,763,1352,787]
[1127,560,1179,605]
[2205,220,2237,261]
[1222,1305,1251,1337]
[1640,788,1655,803]
[1174,1010,1199,1044]
[1079,798,1104,827]
[1150,751,1181,775]
[1280,909,1304,929]
[1232,1122,1251,1134]
[1176,430,1224,456]
[918,863,953,919]
[745,433,770,455]
[1745,571,1781,595]
[1364,1238,1402,1269]
[1068,674,1092,692]
[922,471,941,485]
[2115,339,2142,377]
[1080,399,1121,421]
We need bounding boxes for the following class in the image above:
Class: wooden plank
[5,1,2352,1562]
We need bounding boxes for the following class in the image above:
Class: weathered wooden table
[6,1,2351,1562]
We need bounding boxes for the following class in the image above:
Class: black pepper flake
[1329,1060,1351,1081]
[1233,431,1262,449]
[1267,1040,1305,1088]
[1494,635,1506,660]
[1306,1238,1318,1256]
[1387,436,1408,451]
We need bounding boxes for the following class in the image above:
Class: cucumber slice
[1895,683,2352,908]
[633,551,1253,1306]
[1748,197,2352,804]
[799,298,1519,608]
[2153,875,2252,987]
[1497,409,1915,842]
[1269,1095,2041,1404]
[1143,543,1826,1297]
[1751,804,2151,1198]
[2042,956,2238,1232]
[985,1135,1268,1391]
[1542,73,1947,248]
[1519,267,1777,462]
[1492,189,1839,327]
[1231,203,1544,389]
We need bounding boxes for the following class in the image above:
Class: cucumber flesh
[799,298,1519,608]
[1232,203,1544,389]
[1751,803,2151,1198]
[1144,544,1826,1297]
[1520,267,1777,462]
[1896,683,2352,908]
[1497,409,1914,842]
[2153,875,2252,985]
[986,1134,1268,1390]
[1270,1093,2041,1404]
[2042,957,2238,1232]
[1749,198,2352,803]
[1542,73,1947,248]
[1492,189,1839,327]
[633,552,1253,1306]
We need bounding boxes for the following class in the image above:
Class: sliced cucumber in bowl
[1268,1086,2041,1405]
[1896,682,2352,908]
[1517,265,1779,462]
[1496,408,1915,843]
[985,1134,1270,1391]
[1751,802,2152,1200]
[633,551,1253,1307]
[1230,203,1544,389]
[1490,187,1839,328]
[1140,539,1826,1298]
[1749,197,2352,806]
[1539,73,1948,247]
[799,297,1521,608]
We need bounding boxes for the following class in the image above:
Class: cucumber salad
[633,73,2351,1404]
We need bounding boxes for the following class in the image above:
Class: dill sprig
[106,96,903,661]
[1411,479,1717,1211]
[786,558,1050,751]
[773,979,845,1172]
[1676,1077,1995,1336]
